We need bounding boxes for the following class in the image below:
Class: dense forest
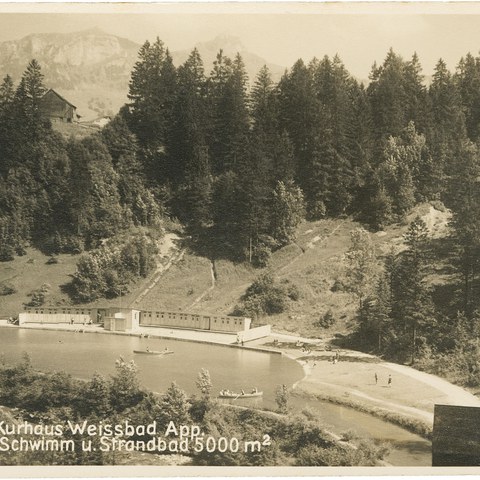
[2,40,480,373]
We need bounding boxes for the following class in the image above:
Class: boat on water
[133,350,174,355]
[218,390,263,399]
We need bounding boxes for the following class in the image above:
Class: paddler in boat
[251,387,258,394]
[241,389,245,395]
[146,346,150,352]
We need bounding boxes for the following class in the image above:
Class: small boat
[218,390,263,399]
[133,350,174,355]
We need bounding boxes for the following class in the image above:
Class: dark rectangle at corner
[433,404,480,466]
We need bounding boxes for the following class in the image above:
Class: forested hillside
[2,38,480,379]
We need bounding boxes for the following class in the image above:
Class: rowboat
[218,391,263,399]
[133,350,174,355]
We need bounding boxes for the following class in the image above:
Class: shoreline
[0,321,282,355]
[279,347,432,438]
[0,321,467,443]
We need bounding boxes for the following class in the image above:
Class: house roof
[43,88,77,109]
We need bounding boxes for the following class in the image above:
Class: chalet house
[40,89,79,123]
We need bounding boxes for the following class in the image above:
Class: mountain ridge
[0,28,286,120]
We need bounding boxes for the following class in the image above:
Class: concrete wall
[239,324,271,341]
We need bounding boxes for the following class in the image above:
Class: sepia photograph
[1,1,480,474]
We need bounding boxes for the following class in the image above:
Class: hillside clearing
[0,203,452,340]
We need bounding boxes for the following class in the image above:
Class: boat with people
[218,388,263,399]
[133,349,174,355]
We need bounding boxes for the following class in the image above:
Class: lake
[0,327,431,466]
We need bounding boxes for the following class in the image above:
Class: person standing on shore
[375,373,378,385]
[388,374,392,387]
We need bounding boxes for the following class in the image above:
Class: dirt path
[292,352,480,425]
[185,260,216,309]
[130,233,185,308]
[383,361,480,407]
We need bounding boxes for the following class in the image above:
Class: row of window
[142,311,243,325]
[26,308,245,325]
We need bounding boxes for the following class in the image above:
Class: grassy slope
[0,203,450,339]
[135,217,399,337]
[135,203,450,338]
[0,248,79,318]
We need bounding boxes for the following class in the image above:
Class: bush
[331,278,347,292]
[70,230,159,302]
[314,309,336,329]
[0,283,16,296]
[235,273,299,319]
[0,244,15,262]
[46,256,59,265]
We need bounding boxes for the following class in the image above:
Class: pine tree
[20,60,47,138]
[429,58,467,193]
[277,59,317,193]
[127,38,177,181]
[209,52,249,173]
[403,52,431,135]
[454,53,480,141]
[168,48,209,185]
[447,141,480,315]
[367,49,408,147]
[391,217,435,364]
[270,180,305,247]
[345,228,379,309]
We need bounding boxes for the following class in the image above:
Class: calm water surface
[0,328,301,406]
[0,328,431,466]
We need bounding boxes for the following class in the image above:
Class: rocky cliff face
[0,29,284,120]
[0,28,139,90]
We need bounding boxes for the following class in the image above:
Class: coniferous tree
[429,58,467,194]
[403,52,431,135]
[207,51,249,174]
[448,141,480,316]
[390,217,435,364]
[454,53,480,141]
[278,59,317,195]
[368,49,408,148]
[126,38,177,181]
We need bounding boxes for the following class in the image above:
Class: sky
[0,4,480,79]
